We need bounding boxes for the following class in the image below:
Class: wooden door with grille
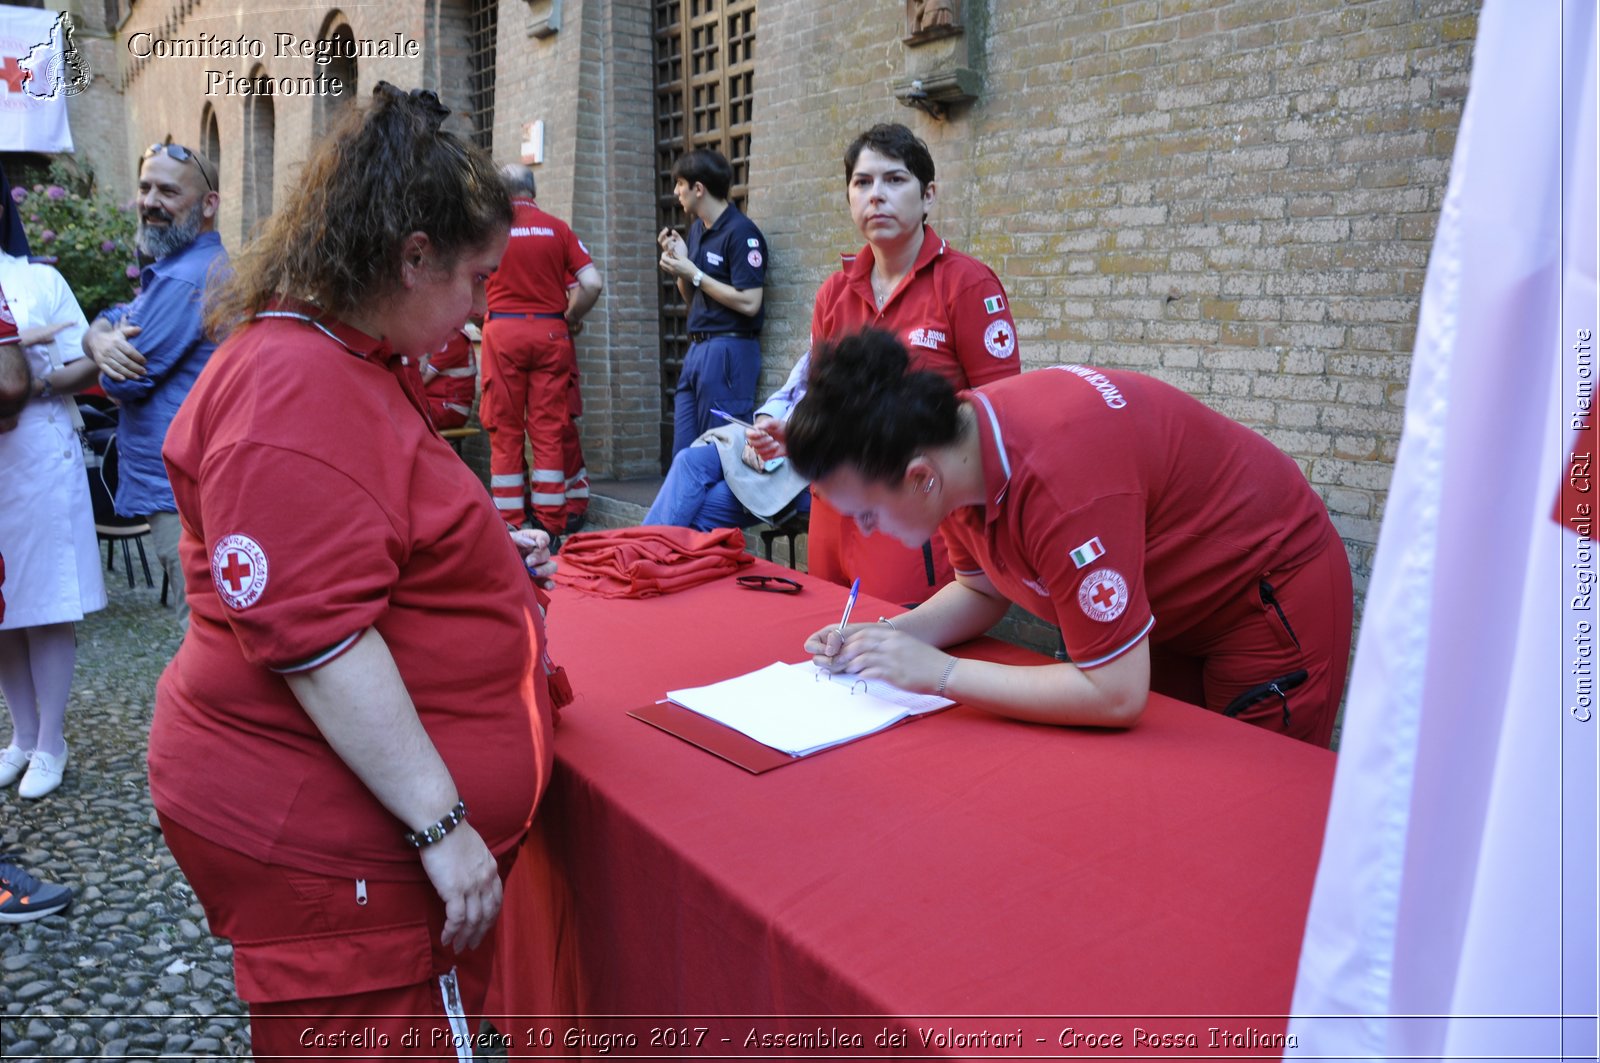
[652,0,757,469]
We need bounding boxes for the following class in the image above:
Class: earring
[923,477,936,494]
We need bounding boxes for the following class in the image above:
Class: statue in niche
[906,0,961,39]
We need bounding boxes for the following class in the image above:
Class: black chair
[81,404,164,601]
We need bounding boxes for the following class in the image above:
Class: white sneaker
[18,747,67,799]
[0,745,30,787]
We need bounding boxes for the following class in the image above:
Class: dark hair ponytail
[786,328,962,484]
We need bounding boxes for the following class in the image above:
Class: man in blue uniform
[656,148,769,457]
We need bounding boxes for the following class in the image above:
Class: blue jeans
[672,335,761,457]
[644,444,809,531]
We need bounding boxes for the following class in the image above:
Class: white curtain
[1289,1,1598,1058]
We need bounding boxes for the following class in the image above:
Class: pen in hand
[828,577,862,665]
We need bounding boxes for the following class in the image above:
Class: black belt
[687,331,759,343]
[489,311,565,320]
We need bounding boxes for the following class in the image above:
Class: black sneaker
[0,861,73,923]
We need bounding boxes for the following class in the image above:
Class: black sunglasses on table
[736,574,802,595]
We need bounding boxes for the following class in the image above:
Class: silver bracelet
[877,616,897,630]
[935,656,958,697]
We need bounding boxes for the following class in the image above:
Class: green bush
[13,163,139,320]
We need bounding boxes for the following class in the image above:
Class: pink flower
[125,264,140,279]
[9,187,24,204]
[101,240,117,253]
[39,229,55,243]
[45,185,65,200]
[31,184,42,192]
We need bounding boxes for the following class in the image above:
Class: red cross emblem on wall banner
[1077,568,1129,623]
[211,534,270,610]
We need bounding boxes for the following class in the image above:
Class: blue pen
[710,407,756,431]
[836,577,861,639]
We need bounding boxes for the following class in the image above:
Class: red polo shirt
[151,310,554,880]
[943,367,1337,668]
[807,226,1021,603]
[484,197,592,315]
[811,224,1019,390]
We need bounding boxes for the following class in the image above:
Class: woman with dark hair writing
[790,328,1353,747]
[148,84,557,1053]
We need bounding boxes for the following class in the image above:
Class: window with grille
[652,0,758,469]
[465,0,499,150]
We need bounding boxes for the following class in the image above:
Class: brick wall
[108,0,1482,604]
[754,0,1479,598]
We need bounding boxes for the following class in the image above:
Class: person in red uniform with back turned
[804,123,1020,606]
[789,329,1353,748]
[149,84,560,1056]
[480,164,603,535]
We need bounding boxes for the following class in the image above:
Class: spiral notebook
[659,661,954,759]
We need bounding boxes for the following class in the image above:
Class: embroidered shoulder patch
[212,534,269,610]
[1077,568,1129,623]
[983,318,1015,359]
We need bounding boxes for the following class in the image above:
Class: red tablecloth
[488,562,1333,1059]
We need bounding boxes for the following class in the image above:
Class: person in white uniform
[0,164,102,800]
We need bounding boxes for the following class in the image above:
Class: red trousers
[481,315,575,531]
[160,815,512,1060]
[1148,535,1354,748]
[806,489,954,607]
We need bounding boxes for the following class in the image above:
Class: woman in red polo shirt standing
[149,84,557,1056]
[790,329,1353,748]
[803,123,1022,607]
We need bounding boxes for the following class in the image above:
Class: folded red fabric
[553,526,753,598]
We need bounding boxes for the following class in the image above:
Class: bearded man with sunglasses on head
[84,140,228,630]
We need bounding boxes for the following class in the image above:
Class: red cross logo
[211,534,269,609]
[984,317,1016,358]
[0,57,29,93]
[219,552,253,593]
[1077,567,1129,622]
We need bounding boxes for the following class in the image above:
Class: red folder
[628,699,949,774]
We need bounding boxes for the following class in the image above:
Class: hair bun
[372,81,452,129]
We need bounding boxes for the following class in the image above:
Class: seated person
[418,324,478,430]
[643,352,811,531]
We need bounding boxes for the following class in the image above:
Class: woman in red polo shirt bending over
[791,329,1353,748]
[150,84,557,1055]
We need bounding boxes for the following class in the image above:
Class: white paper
[667,661,952,757]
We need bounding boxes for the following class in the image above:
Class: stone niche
[892,0,981,120]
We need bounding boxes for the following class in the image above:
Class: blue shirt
[685,203,767,335]
[99,230,228,516]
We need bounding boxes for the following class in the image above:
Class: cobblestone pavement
[1,570,252,1060]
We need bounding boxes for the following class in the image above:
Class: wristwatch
[691,270,704,288]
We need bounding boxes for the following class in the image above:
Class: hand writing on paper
[805,624,949,694]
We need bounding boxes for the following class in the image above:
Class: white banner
[1288,0,1598,1059]
[0,8,76,153]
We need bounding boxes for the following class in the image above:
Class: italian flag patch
[1070,536,1105,569]
[984,295,1006,315]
